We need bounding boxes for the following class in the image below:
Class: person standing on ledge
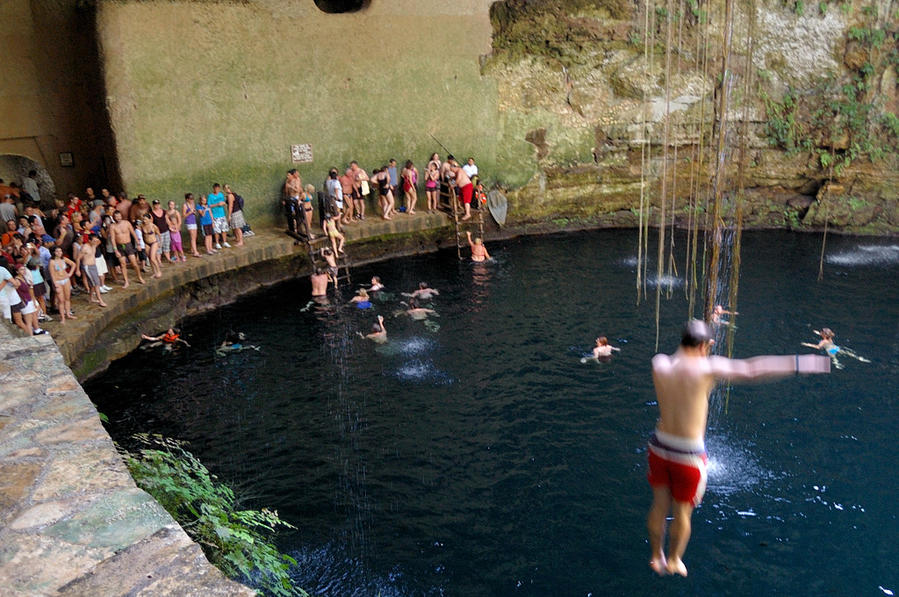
[466,231,490,262]
[647,320,830,577]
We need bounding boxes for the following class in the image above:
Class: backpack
[234,193,245,211]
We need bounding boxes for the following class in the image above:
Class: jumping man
[647,320,829,577]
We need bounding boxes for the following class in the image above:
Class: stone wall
[485,0,899,234]
[0,0,120,197]
[96,0,498,224]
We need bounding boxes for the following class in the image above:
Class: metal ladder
[438,184,486,261]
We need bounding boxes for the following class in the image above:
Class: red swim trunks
[459,182,474,205]
[647,430,708,507]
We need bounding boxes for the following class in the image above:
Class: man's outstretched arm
[709,354,830,382]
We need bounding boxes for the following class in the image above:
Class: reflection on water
[87,231,899,597]
[827,244,899,266]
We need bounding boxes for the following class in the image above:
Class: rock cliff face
[94,0,896,234]
[485,0,899,234]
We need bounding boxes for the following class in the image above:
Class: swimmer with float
[141,328,190,351]
[801,327,869,369]
[216,331,261,356]
[647,320,830,577]
[350,288,372,309]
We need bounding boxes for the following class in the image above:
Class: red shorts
[459,183,474,204]
[647,431,708,506]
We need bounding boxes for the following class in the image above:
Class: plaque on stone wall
[290,144,313,163]
[59,152,74,168]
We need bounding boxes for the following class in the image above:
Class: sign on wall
[290,144,313,163]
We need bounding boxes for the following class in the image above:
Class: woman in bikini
[49,246,76,323]
[401,160,418,214]
[182,193,201,257]
[302,184,316,239]
[140,213,162,278]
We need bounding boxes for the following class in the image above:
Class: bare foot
[461,215,471,221]
[122,282,129,289]
[98,301,108,308]
[67,313,78,319]
[666,558,687,577]
[138,278,146,284]
[153,273,162,279]
[649,555,669,576]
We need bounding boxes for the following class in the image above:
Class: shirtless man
[362,314,387,343]
[410,282,439,300]
[440,155,455,184]
[310,267,329,297]
[110,210,145,287]
[75,235,107,307]
[405,297,437,320]
[647,320,830,577]
[339,170,355,224]
[466,231,490,262]
[451,163,474,220]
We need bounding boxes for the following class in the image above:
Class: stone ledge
[0,334,253,595]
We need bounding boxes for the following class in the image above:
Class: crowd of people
[283,154,486,241]
[1,152,489,337]
[0,180,254,336]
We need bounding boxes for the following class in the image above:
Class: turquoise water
[87,230,898,596]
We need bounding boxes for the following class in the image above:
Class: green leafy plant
[123,434,305,597]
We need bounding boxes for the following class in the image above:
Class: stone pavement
[0,329,254,595]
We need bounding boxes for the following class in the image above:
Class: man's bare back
[647,320,830,578]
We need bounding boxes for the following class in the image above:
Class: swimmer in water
[647,320,830,577]
[466,231,491,262]
[402,297,437,320]
[711,304,738,326]
[141,328,190,351]
[359,314,387,343]
[410,281,439,300]
[581,336,620,363]
[368,276,384,292]
[349,288,372,309]
[216,331,261,356]
[801,327,869,370]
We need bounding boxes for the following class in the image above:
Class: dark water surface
[87,230,898,596]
